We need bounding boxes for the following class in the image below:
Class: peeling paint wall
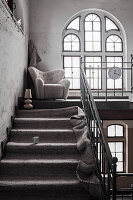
[0,0,29,144]
[29,0,133,71]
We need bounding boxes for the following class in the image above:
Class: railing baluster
[80,61,118,200]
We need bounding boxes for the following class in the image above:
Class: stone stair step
[10,129,75,143]
[14,118,72,129]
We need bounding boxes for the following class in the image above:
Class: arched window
[62,9,126,90]
[107,124,126,172]
[106,35,122,52]
[63,34,80,51]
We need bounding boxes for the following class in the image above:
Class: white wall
[29,0,133,71]
[0,0,29,143]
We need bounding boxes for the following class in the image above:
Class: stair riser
[6,146,78,155]
[10,131,75,143]
[16,108,77,118]
[0,190,90,200]
[0,163,77,178]
[14,120,72,129]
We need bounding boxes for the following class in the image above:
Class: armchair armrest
[59,79,70,99]
[35,78,45,99]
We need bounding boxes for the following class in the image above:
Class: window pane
[93,42,101,51]
[85,57,102,89]
[93,22,100,31]
[117,162,123,172]
[106,35,122,52]
[116,142,123,152]
[67,17,80,31]
[85,42,93,51]
[108,125,115,137]
[65,68,72,77]
[116,153,123,161]
[73,79,80,89]
[64,57,71,67]
[73,57,80,67]
[106,17,118,31]
[108,142,115,152]
[116,125,124,137]
[85,32,93,41]
[73,68,80,78]
[93,32,101,41]
[64,57,80,89]
[64,34,80,51]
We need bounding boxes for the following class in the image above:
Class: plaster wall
[0,0,29,144]
[29,0,133,71]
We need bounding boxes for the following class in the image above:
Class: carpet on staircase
[0,106,102,200]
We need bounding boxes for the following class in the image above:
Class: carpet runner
[0,106,99,199]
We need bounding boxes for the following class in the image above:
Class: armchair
[28,67,70,99]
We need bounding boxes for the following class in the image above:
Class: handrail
[80,59,118,200]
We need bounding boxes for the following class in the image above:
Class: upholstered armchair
[28,67,70,99]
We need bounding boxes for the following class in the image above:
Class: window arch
[106,35,123,52]
[63,34,80,51]
[62,9,126,90]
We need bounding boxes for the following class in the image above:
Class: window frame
[63,33,81,52]
[62,9,126,90]
[105,34,123,52]
[107,124,126,172]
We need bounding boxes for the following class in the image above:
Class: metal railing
[80,60,118,199]
[81,55,133,101]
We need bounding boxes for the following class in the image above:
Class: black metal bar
[112,157,118,200]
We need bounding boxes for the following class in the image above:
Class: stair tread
[7,142,77,146]
[1,159,78,164]
[14,118,70,121]
[11,129,73,132]
[0,179,79,186]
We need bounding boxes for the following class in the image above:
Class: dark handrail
[80,59,118,200]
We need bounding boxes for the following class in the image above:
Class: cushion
[44,84,64,99]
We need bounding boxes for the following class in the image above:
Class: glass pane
[116,125,123,137]
[85,22,92,31]
[93,22,100,31]
[117,162,123,172]
[106,17,118,31]
[107,43,115,51]
[93,42,101,51]
[108,142,115,152]
[116,153,123,161]
[85,42,93,51]
[72,42,79,51]
[73,68,80,78]
[116,142,123,152]
[64,43,71,51]
[73,57,80,67]
[108,125,115,137]
[73,79,80,89]
[115,43,122,51]
[65,68,72,77]
[64,57,71,67]
[85,32,93,41]
[67,17,80,31]
[115,79,122,88]
[107,79,114,89]
[93,32,101,41]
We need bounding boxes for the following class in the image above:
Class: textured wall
[29,0,133,71]
[0,0,29,144]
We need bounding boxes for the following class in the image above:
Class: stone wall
[0,0,29,145]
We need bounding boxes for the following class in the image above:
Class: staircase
[0,107,93,200]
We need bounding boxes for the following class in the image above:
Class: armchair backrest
[28,67,65,84]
